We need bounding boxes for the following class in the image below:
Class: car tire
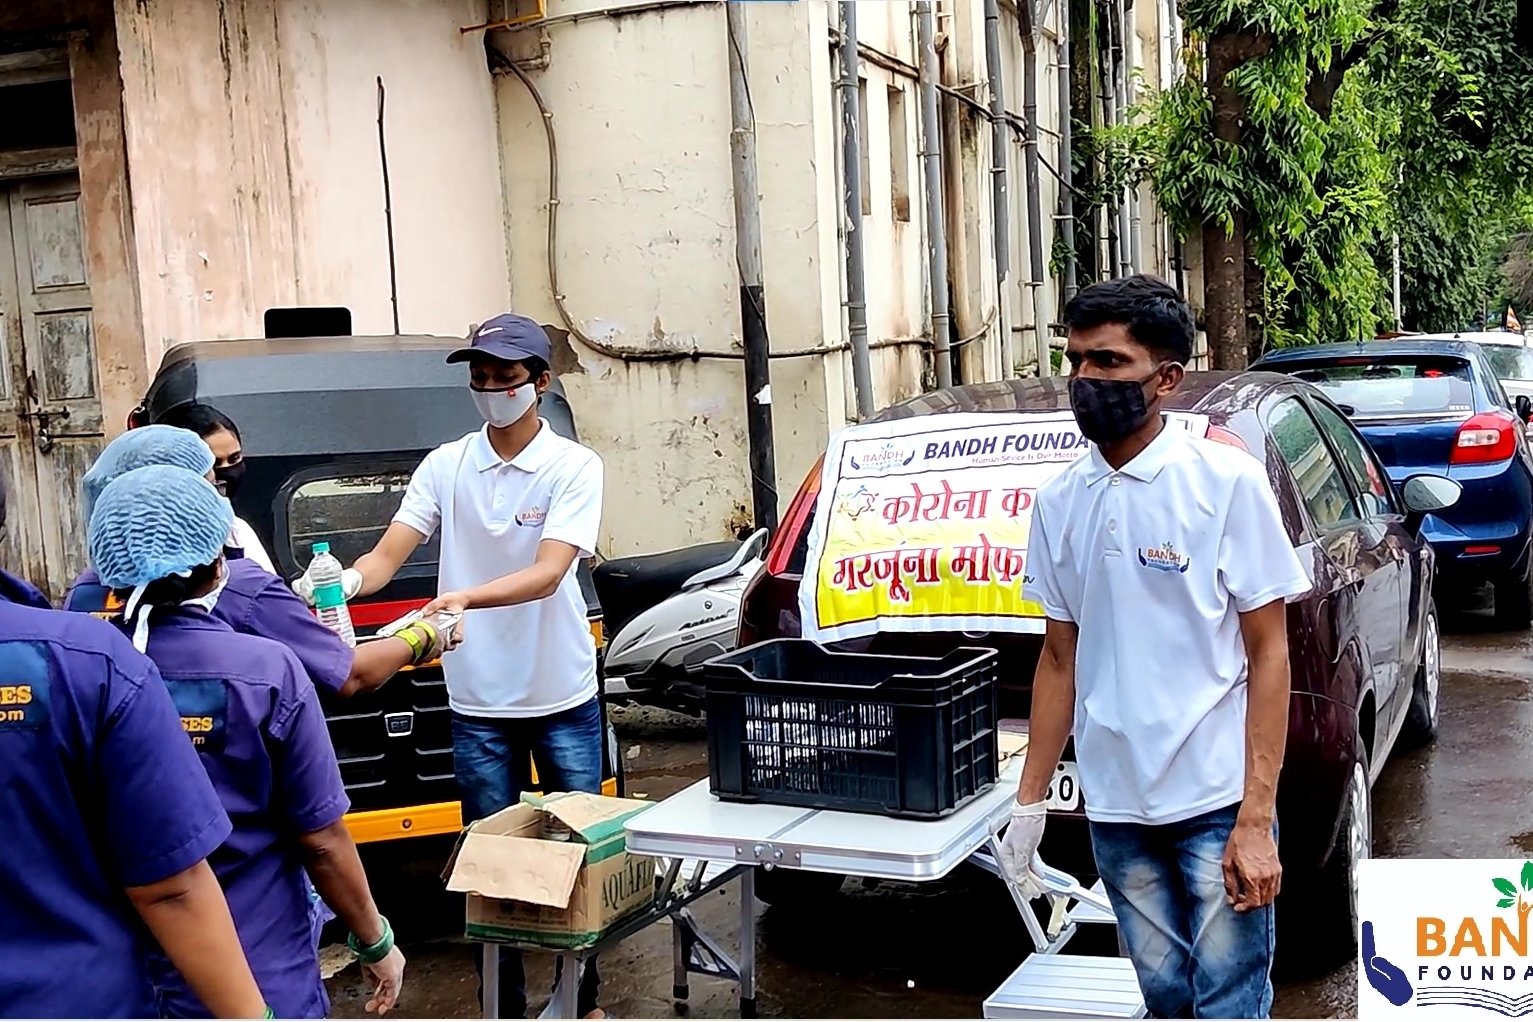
[1493,565,1533,630]
[751,867,845,908]
[1399,603,1441,749]
[1276,738,1371,977]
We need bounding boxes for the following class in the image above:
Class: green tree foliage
[1386,0,1533,331]
[1141,0,1533,353]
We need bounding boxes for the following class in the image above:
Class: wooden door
[0,175,102,598]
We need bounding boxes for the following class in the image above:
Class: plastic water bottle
[309,542,356,648]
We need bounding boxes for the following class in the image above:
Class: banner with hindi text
[797,410,1211,643]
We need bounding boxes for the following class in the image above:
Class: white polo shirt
[1022,424,1311,825]
[394,420,603,718]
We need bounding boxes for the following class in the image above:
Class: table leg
[672,912,689,1003]
[482,944,500,1020]
[556,955,580,1019]
[739,868,757,1018]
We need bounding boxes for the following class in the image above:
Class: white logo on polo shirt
[1137,540,1191,574]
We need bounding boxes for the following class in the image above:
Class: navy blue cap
[446,313,552,365]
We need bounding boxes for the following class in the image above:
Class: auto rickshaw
[134,333,622,845]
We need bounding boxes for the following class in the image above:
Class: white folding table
[491,761,1144,1019]
[618,760,1141,1018]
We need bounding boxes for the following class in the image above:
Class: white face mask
[471,382,538,429]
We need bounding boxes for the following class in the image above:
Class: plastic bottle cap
[312,542,331,555]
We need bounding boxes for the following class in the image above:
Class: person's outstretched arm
[128,862,267,1018]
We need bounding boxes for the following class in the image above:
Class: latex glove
[997,799,1048,899]
[435,611,466,650]
[292,567,362,607]
[362,945,406,1015]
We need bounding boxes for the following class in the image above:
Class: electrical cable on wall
[485,41,930,365]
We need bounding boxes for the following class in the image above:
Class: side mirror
[1401,474,1462,516]
[1516,395,1532,423]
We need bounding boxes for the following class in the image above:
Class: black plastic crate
[702,640,999,819]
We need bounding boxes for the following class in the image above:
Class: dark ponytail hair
[112,560,222,611]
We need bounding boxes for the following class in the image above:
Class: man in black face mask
[997,275,1310,1020]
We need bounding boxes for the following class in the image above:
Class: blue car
[1255,339,1533,627]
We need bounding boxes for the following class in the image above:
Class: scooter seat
[594,540,744,639]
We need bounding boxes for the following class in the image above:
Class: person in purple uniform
[65,424,449,697]
[0,469,269,1018]
[87,464,409,1018]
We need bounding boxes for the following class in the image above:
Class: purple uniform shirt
[64,558,352,695]
[137,608,351,1019]
[0,569,50,609]
[0,571,231,1017]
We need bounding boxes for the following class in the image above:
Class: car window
[1281,355,1474,417]
[1483,344,1533,382]
[1307,400,1397,518]
[286,471,441,572]
[1268,398,1358,531]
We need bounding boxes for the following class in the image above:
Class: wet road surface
[326,612,1533,1019]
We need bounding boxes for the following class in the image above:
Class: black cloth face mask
[214,461,247,500]
[1068,365,1171,445]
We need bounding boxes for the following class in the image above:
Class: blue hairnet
[88,465,233,590]
[81,425,215,521]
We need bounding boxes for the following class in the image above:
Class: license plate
[1046,761,1081,812]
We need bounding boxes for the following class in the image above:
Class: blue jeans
[1089,804,1276,1020]
[452,698,606,1018]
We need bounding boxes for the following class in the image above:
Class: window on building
[857,78,872,216]
[888,85,911,222]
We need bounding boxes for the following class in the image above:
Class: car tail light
[764,457,823,576]
[1204,424,1249,452]
[1451,411,1520,464]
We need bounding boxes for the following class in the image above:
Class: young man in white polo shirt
[299,313,606,1019]
[997,276,1311,1020]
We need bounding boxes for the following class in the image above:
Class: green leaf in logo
[1521,861,1533,892]
[1495,877,1519,898]
[1501,898,1518,909]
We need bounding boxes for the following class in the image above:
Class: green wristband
[263,1007,274,1019]
[348,916,395,965]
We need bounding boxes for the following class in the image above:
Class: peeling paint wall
[276,0,508,337]
[113,0,508,367]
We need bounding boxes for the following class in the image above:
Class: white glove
[361,945,405,1015]
[292,567,363,607]
[997,799,1048,899]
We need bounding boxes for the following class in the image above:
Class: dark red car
[737,372,1459,970]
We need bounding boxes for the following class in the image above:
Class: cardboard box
[444,792,658,951]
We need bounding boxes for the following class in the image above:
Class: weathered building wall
[495,0,853,554]
[66,5,144,437]
[112,0,508,368]
[275,0,508,337]
[114,0,300,362]
[833,2,929,411]
[490,0,1177,553]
